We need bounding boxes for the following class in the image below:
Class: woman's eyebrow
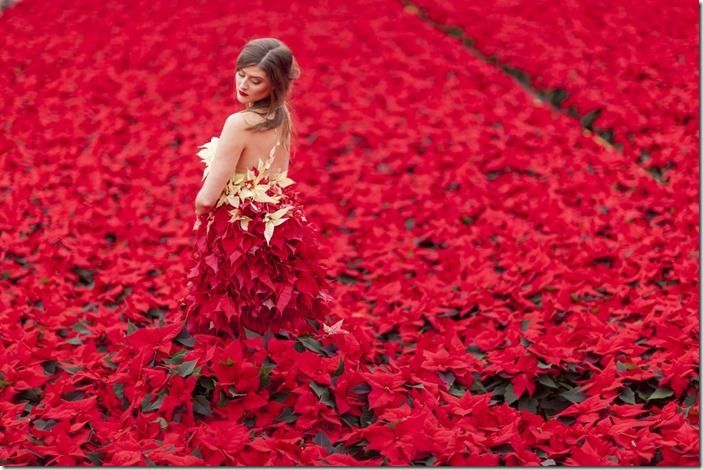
[238,70,265,79]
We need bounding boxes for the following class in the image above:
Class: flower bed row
[407,0,698,178]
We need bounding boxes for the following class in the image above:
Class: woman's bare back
[234,111,289,175]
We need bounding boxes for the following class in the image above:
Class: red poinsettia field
[0,0,699,465]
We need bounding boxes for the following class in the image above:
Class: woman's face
[235,65,270,106]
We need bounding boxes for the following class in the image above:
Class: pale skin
[194,65,289,218]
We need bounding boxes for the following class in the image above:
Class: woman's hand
[193,198,211,230]
[192,211,203,231]
[194,190,215,217]
[194,202,210,217]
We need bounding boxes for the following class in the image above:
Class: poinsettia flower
[263,206,292,245]
[323,319,349,335]
[364,371,407,410]
[243,158,274,187]
[238,183,281,204]
[219,193,240,209]
[196,137,219,181]
[269,170,296,188]
[227,208,252,231]
[362,405,438,464]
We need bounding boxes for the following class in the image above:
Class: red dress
[182,133,335,338]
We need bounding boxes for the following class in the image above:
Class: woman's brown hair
[235,37,301,157]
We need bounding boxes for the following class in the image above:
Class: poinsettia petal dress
[182,132,335,338]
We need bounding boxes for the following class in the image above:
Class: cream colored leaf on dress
[197,134,295,243]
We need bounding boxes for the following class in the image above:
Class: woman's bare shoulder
[232,109,270,127]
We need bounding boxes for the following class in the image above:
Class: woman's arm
[194,113,248,216]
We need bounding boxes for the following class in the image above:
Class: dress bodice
[196,128,296,245]
[231,129,285,180]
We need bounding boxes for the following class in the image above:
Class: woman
[182,38,335,339]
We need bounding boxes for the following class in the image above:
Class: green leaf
[102,355,118,370]
[64,390,85,401]
[439,370,456,389]
[619,386,636,404]
[684,393,698,407]
[193,395,212,416]
[539,398,572,413]
[113,382,128,409]
[616,361,638,371]
[537,359,552,369]
[403,382,425,389]
[258,357,276,389]
[470,372,488,394]
[33,418,59,430]
[310,381,336,408]
[41,360,58,375]
[520,318,531,332]
[196,376,215,395]
[297,335,327,355]
[332,357,345,377]
[126,320,138,336]
[86,452,104,466]
[274,407,299,424]
[175,359,199,377]
[216,390,228,407]
[449,382,466,398]
[359,406,375,427]
[337,274,358,285]
[173,327,194,347]
[153,417,168,430]
[270,391,290,402]
[350,382,371,394]
[503,383,518,405]
[647,387,674,401]
[0,377,10,389]
[537,375,558,389]
[411,455,437,466]
[71,320,91,335]
[312,431,334,453]
[59,364,82,375]
[339,413,359,428]
[141,389,167,412]
[163,349,188,366]
[559,388,586,403]
[517,395,538,413]
[579,108,601,129]
[243,326,262,339]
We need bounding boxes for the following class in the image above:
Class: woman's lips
[238,90,248,96]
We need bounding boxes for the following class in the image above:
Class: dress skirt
[182,175,335,339]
